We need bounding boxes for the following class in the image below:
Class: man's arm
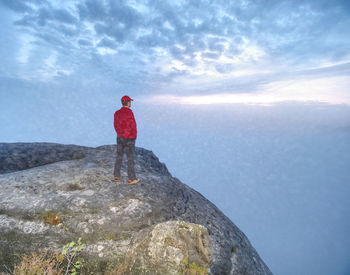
[130,111,137,140]
[114,111,119,135]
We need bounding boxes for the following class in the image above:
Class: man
[113,95,140,185]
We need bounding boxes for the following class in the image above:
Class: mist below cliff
[140,103,350,275]
[157,122,350,275]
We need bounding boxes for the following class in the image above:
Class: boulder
[124,220,212,274]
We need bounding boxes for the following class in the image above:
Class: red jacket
[114,107,137,139]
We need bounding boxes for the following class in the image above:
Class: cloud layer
[0,0,350,104]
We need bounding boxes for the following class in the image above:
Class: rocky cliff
[0,142,272,274]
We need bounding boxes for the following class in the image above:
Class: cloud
[1,0,349,105]
[77,0,108,21]
[143,74,350,106]
[0,0,33,12]
[6,0,350,70]
[78,38,92,46]
[141,61,350,105]
[51,8,77,24]
[97,37,117,49]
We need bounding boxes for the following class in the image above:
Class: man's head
[121,95,134,107]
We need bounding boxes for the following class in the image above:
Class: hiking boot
[128,178,140,185]
[113,177,120,183]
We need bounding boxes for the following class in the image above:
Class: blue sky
[1,0,350,106]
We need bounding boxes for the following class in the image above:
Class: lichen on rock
[124,220,212,274]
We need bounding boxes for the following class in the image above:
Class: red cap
[121,95,134,102]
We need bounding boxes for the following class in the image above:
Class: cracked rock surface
[0,142,272,275]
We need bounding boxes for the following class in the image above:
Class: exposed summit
[0,142,272,274]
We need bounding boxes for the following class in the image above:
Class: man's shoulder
[122,107,133,114]
[115,107,133,115]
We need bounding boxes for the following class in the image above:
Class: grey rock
[124,220,212,274]
[0,142,88,174]
[0,142,272,275]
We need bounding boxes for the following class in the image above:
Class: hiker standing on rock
[113,95,140,185]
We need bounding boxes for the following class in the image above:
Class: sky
[0,0,350,106]
[1,1,350,275]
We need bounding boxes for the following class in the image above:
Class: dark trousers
[114,136,136,180]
